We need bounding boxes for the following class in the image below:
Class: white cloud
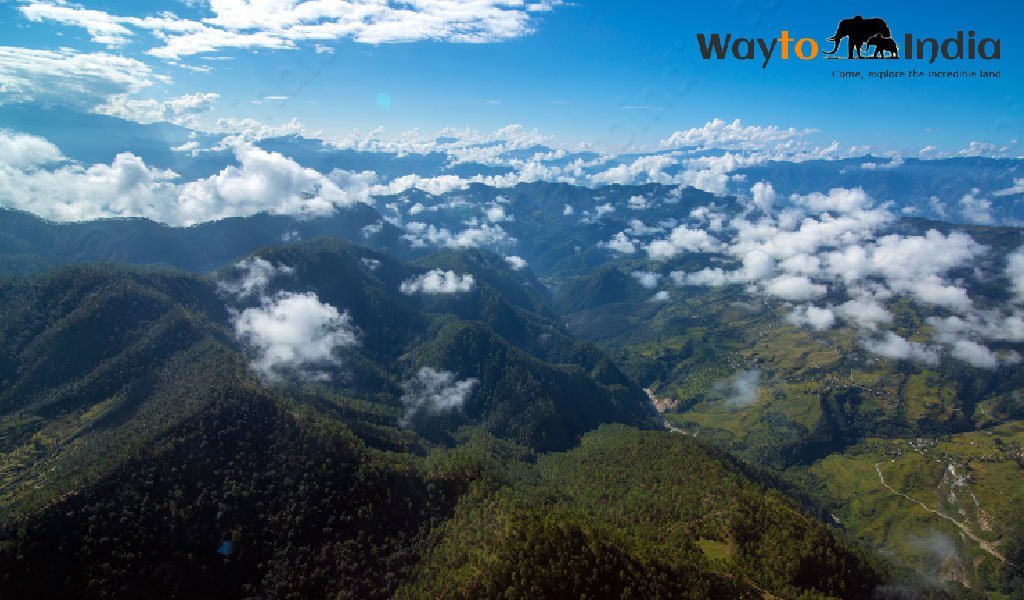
[484,203,511,222]
[21,1,136,46]
[1008,246,1024,301]
[750,181,776,215]
[993,178,1024,197]
[21,0,565,59]
[232,291,358,381]
[764,275,826,301]
[0,130,64,168]
[400,269,475,294]
[0,136,371,225]
[672,268,724,286]
[562,204,573,215]
[401,221,515,249]
[177,139,365,225]
[599,232,637,254]
[631,271,662,289]
[959,189,993,224]
[907,275,973,312]
[504,255,527,270]
[862,332,939,365]
[627,194,649,210]
[950,339,999,369]
[213,116,307,140]
[218,256,294,299]
[677,168,732,196]
[778,253,821,276]
[399,367,478,425]
[589,154,676,186]
[95,92,219,126]
[835,297,892,329]
[650,290,670,302]
[792,187,872,214]
[714,369,761,407]
[787,305,836,331]
[644,225,720,259]
[957,141,1018,158]
[0,46,158,110]
[625,219,667,236]
[660,118,814,150]
[0,150,180,222]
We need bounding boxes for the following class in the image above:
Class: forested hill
[0,205,407,274]
[0,234,905,599]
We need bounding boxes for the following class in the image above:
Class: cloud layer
[20,0,565,59]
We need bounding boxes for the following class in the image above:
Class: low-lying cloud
[399,367,479,426]
[218,256,294,299]
[231,291,359,381]
[399,269,475,294]
[714,369,761,407]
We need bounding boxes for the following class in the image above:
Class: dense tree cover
[398,496,761,600]
[0,205,408,275]
[0,390,459,600]
[401,425,885,599]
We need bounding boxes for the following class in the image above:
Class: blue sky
[0,0,1020,151]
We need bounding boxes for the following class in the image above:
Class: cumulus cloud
[0,150,181,222]
[835,297,892,329]
[764,275,826,301]
[214,116,308,141]
[177,139,367,224]
[232,291,358,381]
[713,369,761,407]
[750,181,776,215]
[504,255,527,270]
[0,135,372,225]
[218,256,294,299]
[862,332,939,365]
[484,204,511,222]
[0,130,64,168]
[660,118,814,150]
[950,339,999,369]
[401,221,514,249]
[792,187,872,214]
[787,304,836,330]
[399,367,478,425]
[400,269,475,294]
[1009,246,1024,301]
[599,231,637,254]
[958,189,993,224]
[658,182,1018,368]
[631,271,662,289]
[589,154,676,186]
[95,91,219,126]
[645,225,720,259]
[625,219,667,236]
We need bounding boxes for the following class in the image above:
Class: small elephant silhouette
[866,34,900,58]
[823,15,891,59]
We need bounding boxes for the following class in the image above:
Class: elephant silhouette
[823,16,892,59]
[866,34,900,58]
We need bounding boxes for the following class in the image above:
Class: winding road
[874,459,1008,564]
